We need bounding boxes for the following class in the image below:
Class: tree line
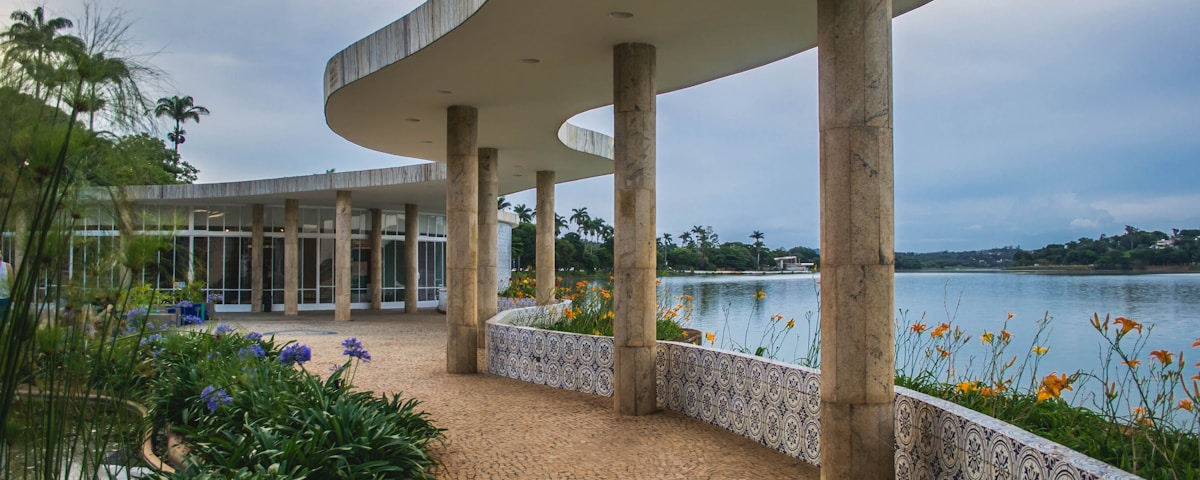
[504,202,819,273]
[1011,226,1200,269]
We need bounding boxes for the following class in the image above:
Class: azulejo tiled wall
[486,308,1138,479]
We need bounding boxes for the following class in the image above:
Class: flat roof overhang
[324,0,932,196]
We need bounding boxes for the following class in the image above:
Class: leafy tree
[83,133,198,185]
[154,94,209,152]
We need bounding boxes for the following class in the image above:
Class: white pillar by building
[477,147,499,348]
[446,105,479,373]
[370,208,383,310]
[405,203,419,313]
[284,199,299,316]
[250,204,264,313]
[535,170,555,305]
[612,42,658,416]
[335,190,352,321]
[817,0,896,477]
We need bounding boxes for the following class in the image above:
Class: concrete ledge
[486,308,1139,479]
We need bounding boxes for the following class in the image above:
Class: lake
[655,271,1200,392]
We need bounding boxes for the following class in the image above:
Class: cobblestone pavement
[218,309,819,480]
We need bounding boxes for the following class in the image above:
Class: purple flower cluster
[238,344,265,358]
[200,385,232,413]
[138,333,163,347]
[177,300,192,308]
[125,308,148,322]
[245,332,263,342]
[207,292,224,303]
[215,324,234,336]
[279,344,312,366]
[341,337,371,363]
[181,314,203,326]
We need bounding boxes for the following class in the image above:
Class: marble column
[250,204,264,313]
[535,170,555,306]
[284,199,299,316]
[817,0,895,478]
[477,148,499,347]
[612,42,658,416]
[370,208,383,310]
[335,190,352,321]
[405,203,419,313]
[446,105,479,373]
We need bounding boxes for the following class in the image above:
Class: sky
[4,0,1199,253]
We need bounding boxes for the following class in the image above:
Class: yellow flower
[786,318,795,329]
[755,290,766,300]
[564,308,576,320]
[957,381,976,394]
[980,386,995,397]
[705,331,716,344]
[1179,399,1195,412]
[981,331,995,345]
[1033,345,1048,355]
[593,330,601,336]
[1150,350,1175,366]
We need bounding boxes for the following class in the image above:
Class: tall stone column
[534,170,555,305]
[404,203,419,313]
[446,105,479,373]
[335,190,352,321]
[369,208,383,310]
[817,0,895,478]
[250,204,264,313]
[477,148,499,347]
[612,42,658,416]
[284,199,299,316]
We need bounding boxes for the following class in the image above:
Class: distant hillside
[896,247,1019,270]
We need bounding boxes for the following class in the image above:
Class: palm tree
[661,233,674,247]
[554,214,569,237]
[750,230,765,270]
[1,6,77,100]
[679,231,694,249]
[569,207,590,235]
[513,204,533,223]
[497,196,511,211]
[154,95,209,152]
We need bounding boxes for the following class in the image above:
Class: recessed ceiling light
[610,11,633,19]
[420,140,433,144]
[405,118,421,122]
[520,58,540,64]
[437,90,452,94]
[514,174,523,177]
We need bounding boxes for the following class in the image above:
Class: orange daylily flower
[1150,350,1175,366]
[1113,317,1142,335]
[1007,312,1014,320]
[705,331,716,345]
[1179,399,1195,412]
[1133,407,1154,427]
[1122,359,1142,368]
[910,322,928,334]
[1036,372,1074,402]
[930,323,950,339]
[957,381,976,394]
[1000,330,1013,342]
[1193,338,1200,348]
[935,347,951,358]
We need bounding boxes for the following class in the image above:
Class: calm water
[656,271,1200,383]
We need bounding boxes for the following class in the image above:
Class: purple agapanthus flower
[238,344,265,358]
[245,332,263,342]
[215,324,234,336]
[139,333,163,347]
[341,337,371,362]
[200,385,233,413]
[181,314,203,326]
[177,300,192,308]
[279,344,312,366]
[125,308,148,322]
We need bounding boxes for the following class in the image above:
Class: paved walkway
[217,309,819,479]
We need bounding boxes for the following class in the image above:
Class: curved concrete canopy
[325,0,930,196]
